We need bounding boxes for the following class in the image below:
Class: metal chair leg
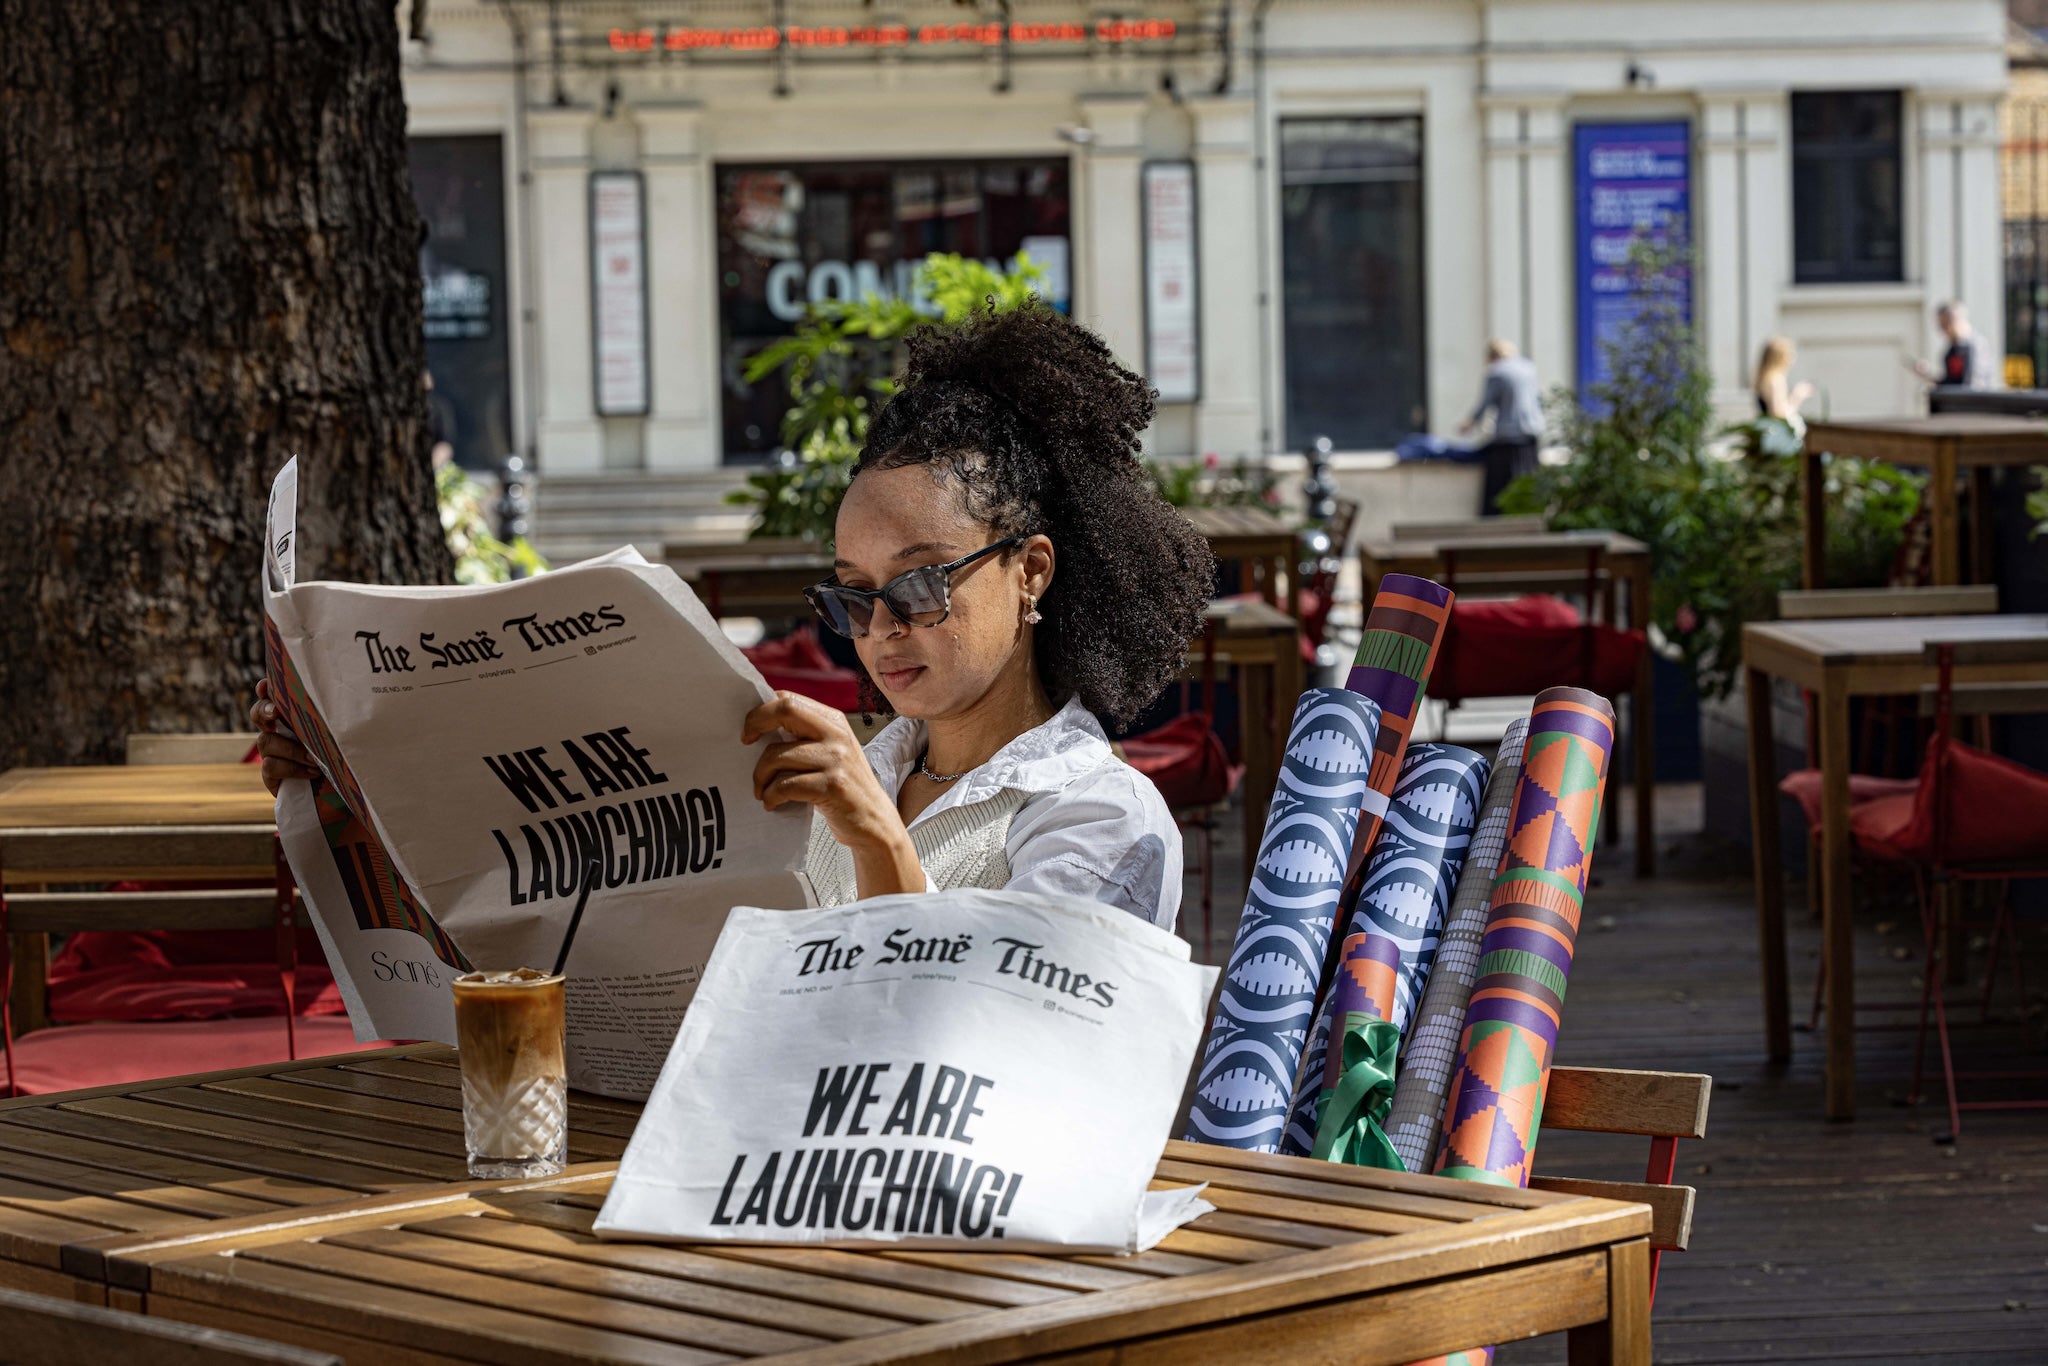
[1908,869,1936,1110]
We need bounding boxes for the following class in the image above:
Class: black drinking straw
[551,856,603,977]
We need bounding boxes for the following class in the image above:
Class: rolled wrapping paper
[1183,689,1382,1151]
[1279,742,1488,1156]
[1434,688,1616,1189]
[1385,718,1531,1174]
[1335,574,1455,888]
[1306,934,1403,1170]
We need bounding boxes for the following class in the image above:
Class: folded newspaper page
[261,458,813,1098]
[595,889,1221,1253]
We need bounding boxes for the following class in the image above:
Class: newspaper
[261,459,813,1098]
[595,890,1221,1253]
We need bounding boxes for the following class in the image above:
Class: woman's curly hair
[850,303,1214,729]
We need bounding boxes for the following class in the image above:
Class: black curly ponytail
[851,303,1214,729]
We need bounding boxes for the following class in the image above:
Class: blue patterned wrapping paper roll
[1384,719,1530,1175]
[1183,689,1382,1152]
[1279,742,1489,1157]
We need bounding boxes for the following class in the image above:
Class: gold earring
[1024,593,1042,625]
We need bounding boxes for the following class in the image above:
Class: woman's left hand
[742,692,897,842]
[743,692,926,897]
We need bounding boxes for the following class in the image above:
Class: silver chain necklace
[917,749,971,783]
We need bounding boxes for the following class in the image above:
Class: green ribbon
[1309,1013,1406,1172]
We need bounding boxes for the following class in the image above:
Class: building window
[408,135,514,472]
[716,160,1072,460]
[1279,116,1426,452]
[1791,91,1904,285]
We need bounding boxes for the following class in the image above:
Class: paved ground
[1178,780,2048,1364]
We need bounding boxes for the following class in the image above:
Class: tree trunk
[0,0,452,768]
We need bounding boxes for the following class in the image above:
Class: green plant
[1500,241,1921,699]
[2030,465,2048,539]
[726,253,1046,543]
[1146,453,1284,513]
[437,463,548,584]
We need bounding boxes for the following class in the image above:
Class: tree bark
[0,0,452,768]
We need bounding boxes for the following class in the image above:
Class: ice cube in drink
[453,968,567,1179]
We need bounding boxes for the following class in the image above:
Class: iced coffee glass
[453,968,568,1179]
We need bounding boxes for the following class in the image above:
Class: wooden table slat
[419,1215,987,1324]
[64,1093,474,1183]
[0,1119,359,1208]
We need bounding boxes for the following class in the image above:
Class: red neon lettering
[851,24,909,46]
[1096,18,1176,42]
[608,27,655,51]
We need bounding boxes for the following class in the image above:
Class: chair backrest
[1391,514,1545,541]
[125,732,260,765]
[0,1285,341,1365]
[0,825,276,883]
[1776,584,1997,620]
[1527,1064,1711,1302]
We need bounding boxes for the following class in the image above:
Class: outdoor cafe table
[1742,612,2048,1121]
[0,1047,1656,1363]
[1357,529,1657,877]
[0,762,276,1033]
[1800,416,2048,589]
[1181,505,1305,622]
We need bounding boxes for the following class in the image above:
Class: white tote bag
[596,889,1219,1253]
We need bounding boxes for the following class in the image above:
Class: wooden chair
[0,1284,341,1365]
[1775,584,1998,621]
[1530,1064,1712,1304]
[124,732,260,765]
[0,825,304,1095]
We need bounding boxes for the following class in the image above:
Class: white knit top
[805,787,1030,908]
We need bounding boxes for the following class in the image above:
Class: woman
[1753,336,1814,424]
[256,305,1215,930]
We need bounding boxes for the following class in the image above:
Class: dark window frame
[1276,113,1429,453]
[1791,89,1905,285]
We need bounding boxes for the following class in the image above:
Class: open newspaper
[597,890,1220,1252]
[262,459,813,1098]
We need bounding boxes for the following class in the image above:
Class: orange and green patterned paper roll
[1433,687,1615,1188]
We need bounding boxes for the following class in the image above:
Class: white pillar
[1522,103,1570,385]
[1740,97,1789,387]
[1076,95,1148,378]
[1951,95,2006,364]
[1190,95,1259,460]
[529,109,602,473]
[639,105,719,470]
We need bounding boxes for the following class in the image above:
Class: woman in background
[1754,336,1814,426]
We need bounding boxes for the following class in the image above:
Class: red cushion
[1852,739,2048,864]
[1458,594,1583,629]
[1431,597,1643,702]
[1121,713,1240,810]
[47,927,345,1024]
[744,627,864,712]
[2,1017,394,1097]
[1776,770,1920,833]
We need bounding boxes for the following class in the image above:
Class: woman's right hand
[251,679,321,797]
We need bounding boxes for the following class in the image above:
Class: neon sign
[606,19,1178,53]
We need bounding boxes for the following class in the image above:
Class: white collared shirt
[856,697,1182,931]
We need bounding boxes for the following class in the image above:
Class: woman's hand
[251,679,320,797]
[743,691,925,897]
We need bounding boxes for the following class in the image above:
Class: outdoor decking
[1182,783,2048,1365]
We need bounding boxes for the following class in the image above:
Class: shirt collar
[866,696,1112,817]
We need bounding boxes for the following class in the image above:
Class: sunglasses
[805,536,1026,639]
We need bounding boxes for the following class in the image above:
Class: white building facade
[400,0,2007,555]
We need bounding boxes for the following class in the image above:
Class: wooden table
[1200,598,1305,861]
[14,1050,1654,1364]
[1742,613,2048,1120]
[1358,530,1657,877]
[0,763,278,1032]
[1801,416,2048,589]
[1182,506,1304,622]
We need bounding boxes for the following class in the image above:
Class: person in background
[1911,301,1996,390]
[1753,336,1815,426]
[1459,338,1544,514]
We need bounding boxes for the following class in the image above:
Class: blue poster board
[1573,121,1692,402]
